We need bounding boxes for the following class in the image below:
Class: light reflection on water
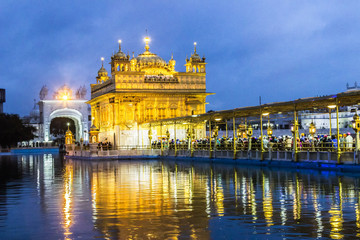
[1,154,360,239]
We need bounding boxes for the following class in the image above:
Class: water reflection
[2,154,360,239]
[63,163,73,239]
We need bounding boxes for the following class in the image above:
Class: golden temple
[88,37,212,146]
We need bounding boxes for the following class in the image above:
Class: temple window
[158,108,166,119]
[146,108,153,121]
[170,108,177,118]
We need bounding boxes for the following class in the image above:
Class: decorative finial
[144,36,150,51]
[171,53,174,60]
[101,57,104,67]
[118,39,122,51]
[194,42,197,53]
[132,51,135,58]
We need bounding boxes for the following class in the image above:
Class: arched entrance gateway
[38,85,90,144]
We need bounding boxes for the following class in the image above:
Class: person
[331,135,337,149]
[339,134,345,151]
[263,136,269,149]
[285,136,292,151]
[345,132,354,151]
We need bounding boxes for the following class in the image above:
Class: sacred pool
[1,153,360,239]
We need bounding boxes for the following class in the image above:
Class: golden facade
[88,37,211,146]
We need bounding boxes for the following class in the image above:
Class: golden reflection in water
[62,163,73,240]
[329,178,344,240]
[250,179,257,222]
[215,175,224,216]
[56,160,360,239]
[356,195,360,237]
[87,162,210,239]
[262,173,273,227]
[91,171,98,222]
[293,175,301,221]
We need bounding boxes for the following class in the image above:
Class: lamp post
[290,116,299,162]
[352,113,360,152]
[309,121,316,151]
[327,103,341,163]
[212,125,219,153]
[246,124,253,152]
[148,128,152,149]
[328,105,336,137]
[267,124,273,138]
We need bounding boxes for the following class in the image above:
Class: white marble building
[23,85,90,145]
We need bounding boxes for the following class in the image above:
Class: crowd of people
[150,132,357,152]
[97,141,113,150]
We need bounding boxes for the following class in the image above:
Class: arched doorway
[44,108,88,143]
[50,117,76,145]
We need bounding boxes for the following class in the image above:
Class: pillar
[336,100,341,164]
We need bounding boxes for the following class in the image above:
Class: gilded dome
[136,36,166,66]
[136,52,166,65]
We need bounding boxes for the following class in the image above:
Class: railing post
[209,120,212,159]
[336,100,341,164]
[233,116,236,159]
[293,110,298,162]
[329,108,332,137]
[260,112,264,161]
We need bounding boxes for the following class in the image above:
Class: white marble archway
[44,108,88,142]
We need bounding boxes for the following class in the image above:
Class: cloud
[1,0,360,115]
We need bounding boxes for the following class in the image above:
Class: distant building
[299,83,359,133]
[0,88,5,113]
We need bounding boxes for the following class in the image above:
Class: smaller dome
[115,50,126,59]
[190,52,201,61]
[98,65,107,74]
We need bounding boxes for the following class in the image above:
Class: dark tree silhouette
[0,113,36,148]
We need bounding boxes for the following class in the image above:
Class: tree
[0,113,36,148]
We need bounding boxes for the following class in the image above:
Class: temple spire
[144,36,150,51]
[101,57,104,67]
[194,42,197,54]
[118,39,122,52]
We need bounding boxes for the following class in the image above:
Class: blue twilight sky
[1,0,360,116]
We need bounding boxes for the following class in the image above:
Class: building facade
[88,37,211,146]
